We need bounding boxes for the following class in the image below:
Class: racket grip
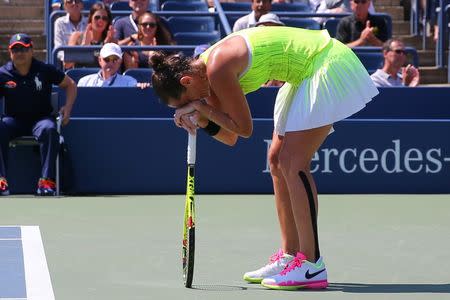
[187,133,197,165]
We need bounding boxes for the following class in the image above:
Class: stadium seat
[111,1,157,12]
[226,15,242,29]
[167,16,215,33]
[161,1,208,11]
[65,68,99,83]
[323,18,340,37]
[123,68,153,83]
[281,18,320,30]
[174,31,220,45]
[354,52,384,74]
[271,3,312,12]
[220,2,251,11]
[110,1,131,11]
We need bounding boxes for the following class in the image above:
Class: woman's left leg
[278,124,332,262]
[261,124,332,290]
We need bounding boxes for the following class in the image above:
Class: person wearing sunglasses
[0,33,77,196]
[66,2,116,68]
[114,0,173,47]
[77,43,138,87]
[336,0,388,47]
[123,12,175,70]
[370,39,420,87]
[54,0,88,67]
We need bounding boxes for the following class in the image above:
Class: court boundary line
[21,226,55,300]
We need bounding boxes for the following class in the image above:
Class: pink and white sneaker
[261,252,328,290]
[243,249,295,283]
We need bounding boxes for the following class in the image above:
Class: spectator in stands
[123,12,175,70]
[78,43,138,87]
[313,0,350,26]
[54,0,88,68]
[335,0,387,47]
[370,39,420,87]
[66,2,116,69]
[233,0,272,32]
[0,34,77,196]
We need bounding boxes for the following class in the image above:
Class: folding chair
[5,92,63,196]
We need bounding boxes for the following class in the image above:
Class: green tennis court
[1,194,449,299]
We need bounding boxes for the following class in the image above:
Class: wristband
[202,120,220,136]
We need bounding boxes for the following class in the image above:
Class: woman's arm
[194,42,253,138]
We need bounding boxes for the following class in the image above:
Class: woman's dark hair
[88,2,112,43]
[137,12,176,45]
[150,52,195,103]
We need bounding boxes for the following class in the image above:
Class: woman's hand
[82,24,93,45]
[105,25,116,43]
[174,103,197,126]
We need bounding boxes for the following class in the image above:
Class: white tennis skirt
[273,39,379,135]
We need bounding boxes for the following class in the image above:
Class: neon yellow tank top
[200,26,332,94]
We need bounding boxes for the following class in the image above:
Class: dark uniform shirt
[335,13,388,44]
[0,58,65,120]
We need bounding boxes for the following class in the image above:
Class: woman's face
[139,15,157,38]
[91,9,109,31]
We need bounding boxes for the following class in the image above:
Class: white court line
[0,238,21,241]
[21,226,55,300]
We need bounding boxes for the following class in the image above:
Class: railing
[51,45,197,70]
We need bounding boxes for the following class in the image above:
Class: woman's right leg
[268,131,299,255]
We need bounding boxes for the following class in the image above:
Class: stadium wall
[6,87,450,194]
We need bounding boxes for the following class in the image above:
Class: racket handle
[187,133,197,165]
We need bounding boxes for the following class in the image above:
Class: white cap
[256,13,285,26]
[100,43,123,59]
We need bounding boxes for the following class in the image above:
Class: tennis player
[150,26,378,290]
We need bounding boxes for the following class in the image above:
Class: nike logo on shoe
[305,268,326,279]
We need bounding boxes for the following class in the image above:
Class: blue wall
[6,87,450,194]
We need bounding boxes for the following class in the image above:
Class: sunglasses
[65,0,82,4]
[103,57,119,63]
[11,47,31,53]
[391,49,406,55]
[94,15,109,21]
[353,0,368,4]
[140,22,157,28]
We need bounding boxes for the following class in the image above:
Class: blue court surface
[0,226,54,300]
[1,195,449,300]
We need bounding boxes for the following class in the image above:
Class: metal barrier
[51,45,197,69]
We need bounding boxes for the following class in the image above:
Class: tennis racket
[182,132,196,288]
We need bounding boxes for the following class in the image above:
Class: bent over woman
[150,26,378,290]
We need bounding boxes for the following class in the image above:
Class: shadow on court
[328,282,450,293]
[192,285,248,291]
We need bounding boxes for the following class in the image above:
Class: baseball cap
[100,43,123,59]
[9,33,33,49]
[255,13,285,26]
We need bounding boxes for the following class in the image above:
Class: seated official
[78,43,138,87]
[370,39,420,87]
[0,34,77,196]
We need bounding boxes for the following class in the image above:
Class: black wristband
[202,120,221,136]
